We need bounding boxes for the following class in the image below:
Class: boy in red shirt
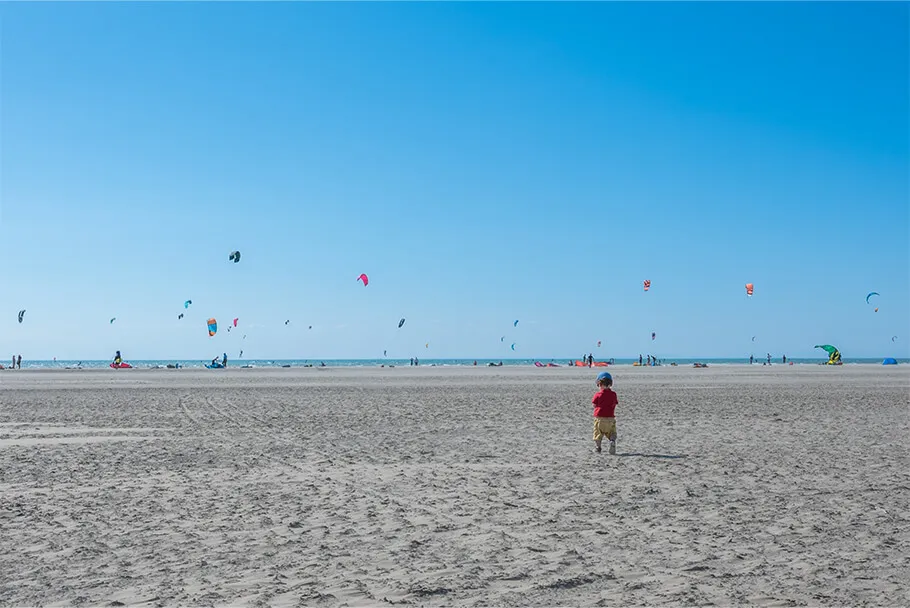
[592,371,618,454]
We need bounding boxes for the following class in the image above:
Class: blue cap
[596,371,612,385]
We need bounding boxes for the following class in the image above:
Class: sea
[5,357,906,370]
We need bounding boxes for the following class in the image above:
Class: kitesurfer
[591,371,618,455]
[113,351,122,367]
[16,355,21,370]
[222,353,228,368]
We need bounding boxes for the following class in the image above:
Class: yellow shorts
[593,417,617,442]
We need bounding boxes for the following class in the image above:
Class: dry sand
[1,365,908,606]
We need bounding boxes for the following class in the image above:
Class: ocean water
[5,357,907,370]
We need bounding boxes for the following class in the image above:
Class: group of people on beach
[1,354,22,370]
[749,353,787,365]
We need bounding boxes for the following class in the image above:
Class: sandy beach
[1,365,908,606]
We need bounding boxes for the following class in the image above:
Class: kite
[285,320,290,325]
[511,343,516,351]
[745,283,754,297]
[207,318,218,337]
[643,279,651,292]
[892,336,898,342]
[814,344,842,365]
[178,313,184,320]
[597,340,602,347]
[398,318,406,328]
[501,336,505,342]
[752,336,756,342]
[357,273,369,286]
[383,350,387,357]
[425,343,429,348]
[514,320,519,327]
[229,251,241,263]
[184,300,192,309]
[233,318,238,327]
[17,310,25,323]
[651,332,656,340]
[308,325,312,330]
[110,318,116,324]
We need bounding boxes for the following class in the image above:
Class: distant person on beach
[647,355,651,366]
[113,351,122,366]
[767,353,771,365]
[17,355,22,369]
[639,354,643,365]
[12,355,16,370]
[591,371,618,455]
[750,354,754,364]
[222,353,228,368]
[782,355,787,364]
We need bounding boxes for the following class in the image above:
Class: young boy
[592,371,618,454]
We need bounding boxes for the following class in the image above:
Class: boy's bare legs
[609,430,617,455]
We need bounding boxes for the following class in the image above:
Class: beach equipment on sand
[815,344,842,365]
[882,358,897,365]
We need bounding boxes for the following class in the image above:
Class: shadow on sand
[617,452,687,460]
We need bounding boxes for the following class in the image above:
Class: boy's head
[596,371,613,388]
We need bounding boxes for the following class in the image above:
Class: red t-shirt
[592,388,618,418]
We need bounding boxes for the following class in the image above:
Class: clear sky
[1,2,907,361]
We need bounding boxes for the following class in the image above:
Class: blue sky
[1,2,907,360]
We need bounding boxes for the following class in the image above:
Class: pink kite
[233,318,238,327]
[357,273,369,286]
